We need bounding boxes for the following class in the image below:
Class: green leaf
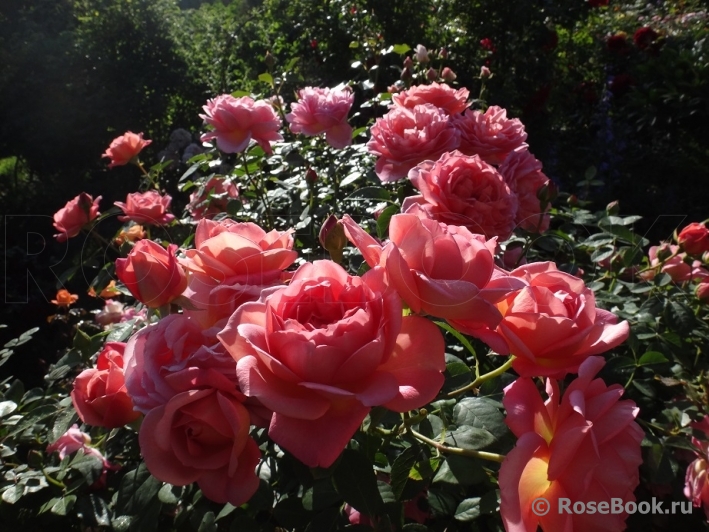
[197,511,217,532]
[304,507,342,532]
[273,497,312,528]
[453,398,507,440]
[2,485,24,504]
[665,301,695,335]
[390,446,418,500]
[0,400,17,417]
[258,73,274,87]
[444,426,495,450]
[50,409,77,443]
[115,464,161,515]
[637,351,669,366]
[454,497,481,522]
[332,449,384,516]
[393,44,411,55]
[432,455,486,486]
[302,478,341,512]
[344,187,391,201]
[69,451,104,485]
[158,483,180,504]
[376,205,399,239]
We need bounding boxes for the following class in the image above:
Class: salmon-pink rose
[500,356,643,532]
[218,260,446,468]
[367,104,460,182]
[391,82,469,115]
[499,147,551,233]
[495,262,629,377]
[451,106,528,165]
[103,131,151,168]
[53,192,101,242]
[684,416,709,519]
[403,150,518,240]
[200,94,283,154]
[678,223,709,256]
[186,177,239,220]
[71,342,140,428]
[286,86,354,149]
[115,240,188,308]
[645,244,709,283]
[115,190,175,225]
[697,281,709,303]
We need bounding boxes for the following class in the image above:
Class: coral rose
[103,131,151,168]
[51,289,79,307]
[495,262,629,377]
[645,244,709,283]
[499,147,551,233]
[366,104,460,182]
[697,281,709,303]
[678,222,709,256]
[391,82,469,115]
[186,177,239,220]
[115,240,188,308]
[500,356,643,532]
[286,86,354,149]
[71,342,140,428]
[53,192,101,242]
[451,106,528,165]
[218,260,446,468]
[200,94,283,154]
[115,191,175,225]
[403,150,519,240]
[684,417,709,519]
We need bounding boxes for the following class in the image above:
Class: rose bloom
[607,32,630,54]
[51,289,79,307]
[103,131,151,168]
[95,299,125,326]
[114,224,146,246]
[494,262,629,377]
[499,147,551,233]
[186,177,239,221]
[403,150,519,240]
[500,356,643,532]
[200,94,283,154]
[286,86,354,149]
[71,342,140,428]
[391,82,469,115]
[179,219,297,328]
[644,244,709,283]
[685,416,709,519]
[53,192,101,242]
[115,240,188,308]
[342,213,523,353]
[115,191,175,226]
[366,104,461,182]
[451,106,528,165]
[218,260,446,468]
[633,26,659,50]
[678,222,709,256]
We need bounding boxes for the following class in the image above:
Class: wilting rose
[218,260,446,468]
[115,240,188,308]
[102,131,151,168]
[186,177,239,220]
[403,150,518,240]
[200,94,283,154]
[391,82,469,115]
[451,106,528,165]
[286,86,354,149]
[499,147,551,233]
[495,262,629,377]
[115,191,175,225]
[367,104,460,182]
[53,192,101,242]
[71,342,140,428]
[678,223,709,256]
[500,356,643,532]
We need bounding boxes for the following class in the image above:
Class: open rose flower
[103,131,151,168]
[391,82,470,115]
[678,223,709,256]
[500,356,643,532]
[367,104,460,182]
[200,94,283,154]
[71,342,140,428]
[286,86,354,148]
[403,150,518,240]
[115,191,175,225]
[53,192,101,242]
[47,425,118,488]
[499,147,551,233]
[186,177,239,221]
[451,106,528,165]
[495,262,629,377]
[218,260,446,468]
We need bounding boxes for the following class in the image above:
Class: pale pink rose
[499,147,551,233]
[391,82,469,115]
[47,425,117,482]
[95,299,125,326]
[218,261,446,468]
[200,94,283,154]
[685,416,709,519]
[495,262,630,377]
[115,191,175,225]
[403,150,519,240]
[367,104,461,182]
[697,281,709,302]
[102,131,151,168]
[441,67,457,82]
[646,244,709,283]
[186,177,239,220]
[53,192,101,242]
[414,44,429,63]
[286,86,354,149]
[500,356,643,532]
[451,106,528,165]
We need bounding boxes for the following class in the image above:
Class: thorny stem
[410,429,505,464]
[447,356,516,398]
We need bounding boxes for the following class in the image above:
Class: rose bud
[319,214,348,263]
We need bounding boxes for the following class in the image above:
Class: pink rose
[685,417,709,519]
[200,94,283,154]
[47,425,119,488]
[451,106,528,165]
[95,299,125,326]
[71,342,140,428]
[115,240,188,308]
[186,177,239,220]
[391,82,469,115]
[678,222,709,256]
[495,262,629,377]
[500,356,643,532]
[498,147,551,233]
[697,281,709,302]
[403,150,519,240]
[286,86,354,149]
[53,192,101,242]
[367,104,461,182]
[218,261,446,468]
[646,244,709,283]
[115,190,175,225]
[102,131,151,168]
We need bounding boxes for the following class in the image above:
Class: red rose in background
[678,222,709,256]
[633,27,659,50]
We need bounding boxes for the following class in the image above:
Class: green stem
[410,429,505,463]
[447,356,516,398]
[241,153,273,229]
[42,469,66,489]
